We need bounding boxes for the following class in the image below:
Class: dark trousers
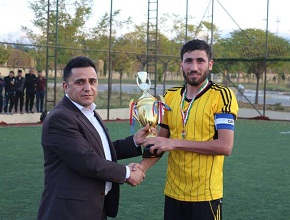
[25,91,35,112]
[4,91,15,113]
[36,91,45,112]
[14,91,24,112]
[164,195,222,220]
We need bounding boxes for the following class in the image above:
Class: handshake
[124,123,158,186]
[125,163,145,186]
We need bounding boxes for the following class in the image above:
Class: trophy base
[142,145,164,158]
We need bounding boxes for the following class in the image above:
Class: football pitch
[0,119,289,220]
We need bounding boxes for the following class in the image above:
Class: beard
[182,69,209,86]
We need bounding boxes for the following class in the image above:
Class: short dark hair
[180,39,212,61]
[63,56,97,82]
[17,69,22,73]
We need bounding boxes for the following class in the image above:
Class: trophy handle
[129,99,139,121]
[159,95,165,103]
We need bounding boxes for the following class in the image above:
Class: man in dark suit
[37,56,150,220]
[24,68,36,113]
[4,70,16,114]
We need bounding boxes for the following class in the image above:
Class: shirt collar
[65,93,96,113]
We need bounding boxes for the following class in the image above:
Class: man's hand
[126,163,145,186]
[134,124,157,146]
[143,137,176,155]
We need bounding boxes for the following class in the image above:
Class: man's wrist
[133,135,140,147]
[125,166,130,180]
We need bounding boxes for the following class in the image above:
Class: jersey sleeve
[216,87,239,119]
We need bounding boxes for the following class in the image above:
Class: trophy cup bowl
[130,95,162,158]
[129,72,169,158]
[136,97,158,131]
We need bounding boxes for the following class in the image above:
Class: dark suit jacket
[37,96,142,220]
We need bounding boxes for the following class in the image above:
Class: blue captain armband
[214,113,235,130]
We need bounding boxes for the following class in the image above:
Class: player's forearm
[175,139,233,155]
[174,130,234,156]
[140,157,160,172]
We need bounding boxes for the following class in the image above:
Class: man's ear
[63,81,68,91]
[209,60,214,71]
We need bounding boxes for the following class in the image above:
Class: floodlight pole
[263,0,269,116]
[107,0,113,120]
[185,0,188,42]
[209,0,214,81]
[210,0,214,55]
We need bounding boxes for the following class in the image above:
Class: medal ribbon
[153,100,171,124]
[180,79,209,138]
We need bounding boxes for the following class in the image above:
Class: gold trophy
[129,71,170,158]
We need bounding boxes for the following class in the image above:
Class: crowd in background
[0,69,46,115]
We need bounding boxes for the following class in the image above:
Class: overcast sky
[0,0,289,40]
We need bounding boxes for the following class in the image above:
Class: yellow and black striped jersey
[161,81,239,202]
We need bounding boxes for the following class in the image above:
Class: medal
[180,80,209,139]
[181,130,186,139]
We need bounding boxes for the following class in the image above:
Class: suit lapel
[62,97,105,157]
[78,114,103,145]
[62,96,117,161]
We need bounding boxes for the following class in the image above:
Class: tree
[111,37,132,106]
[159,13,220,45]
[214,38,245,86]
[0,44,12,66]
[271,61,290,84]
[195,21,220,44]
[159,13,193,44]
[121,24,147,72]
[85,9,133,76]
[225,28,290,104]
[157,34,180,93]
[22,0,93,69]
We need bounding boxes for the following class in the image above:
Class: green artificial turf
[0,119,289,220]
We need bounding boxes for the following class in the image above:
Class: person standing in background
[24,68,37,113]
[0,72,5,114]
[36,70,46,113]
[14,69,26,114]
[4,71,16,114]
